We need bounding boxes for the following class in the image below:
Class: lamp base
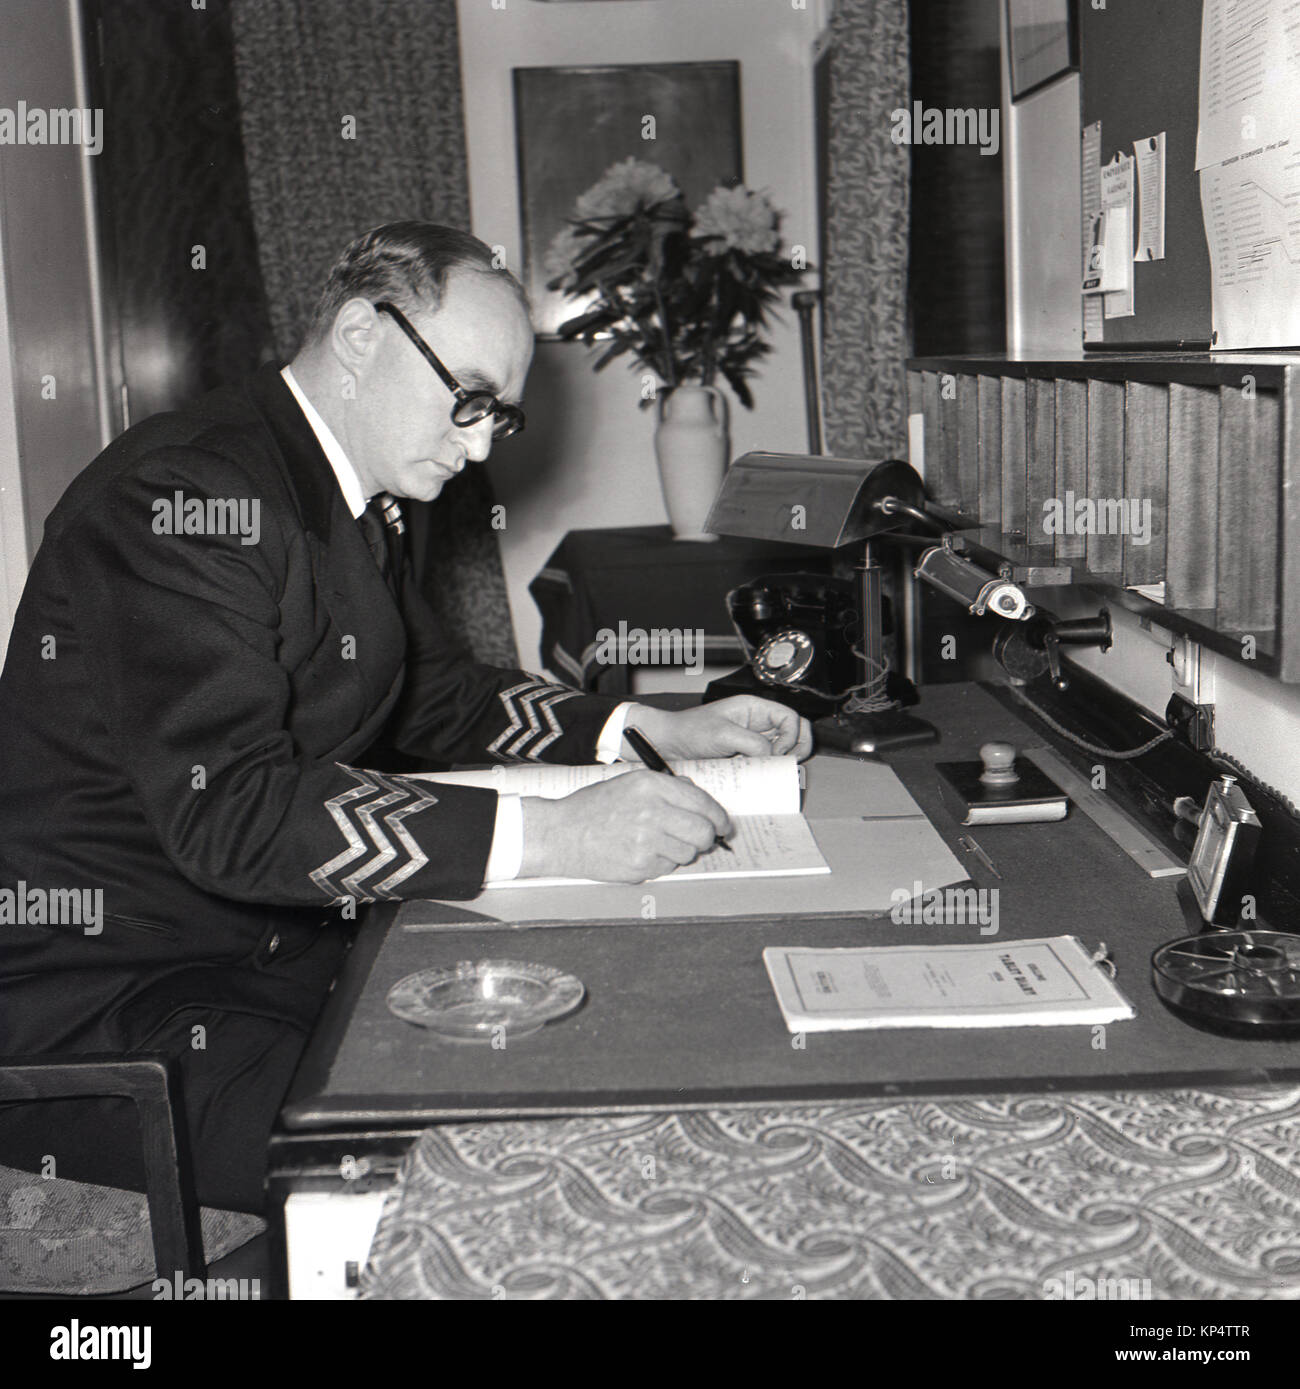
[704,666,938,755]
[814,709,939,757]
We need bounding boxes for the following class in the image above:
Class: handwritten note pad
[414,755,827,888]
[404,755,967,927]
[413,754,800,816]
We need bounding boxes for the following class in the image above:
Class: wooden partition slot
[977,375,1005,536]
[1122,382,1169,588]
[922,370,958,509]
[1026,377,1056,556]
[977,375,1002,533]
[1000,377,1027,538]
[1281,368,1300,682]
[1217,386,1280,635]
[1084,380,1125,579]
[1166,383,1220,611]
[956,374,980,520]
[1053,379,1088,562]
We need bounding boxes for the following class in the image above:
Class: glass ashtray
[386,959,585,1041]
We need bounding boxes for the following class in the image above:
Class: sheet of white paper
[1196,0,1300,171]
[1201,141,1300,350]
[1099,156,1135,318]
[800,753,932,820]
[404,758,967,926]
[1133,132,1166,261]
[410,815,964,924]
[1102,207,1134,318]
[1085,208,1131,294]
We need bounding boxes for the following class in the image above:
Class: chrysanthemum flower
[691,185,780,254]
[573,157,681,221]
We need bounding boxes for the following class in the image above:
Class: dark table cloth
[529,525,826,689]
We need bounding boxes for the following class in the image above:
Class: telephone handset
[726,573,874,716]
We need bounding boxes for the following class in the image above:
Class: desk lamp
[703,452,1038,754]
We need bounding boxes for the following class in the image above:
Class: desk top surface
[280,683,1300,1131]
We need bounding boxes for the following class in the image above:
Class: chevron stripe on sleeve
[309,766,440,903]
[487,679,581,761]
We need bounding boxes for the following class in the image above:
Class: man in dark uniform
[0,223,810,1213]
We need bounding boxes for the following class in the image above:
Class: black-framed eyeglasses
[374,301,525,440]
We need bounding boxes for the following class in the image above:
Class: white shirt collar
[280,365,368,520]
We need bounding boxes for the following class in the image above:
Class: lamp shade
[704,453,928,549]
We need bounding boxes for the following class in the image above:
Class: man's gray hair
[307,222,529,342]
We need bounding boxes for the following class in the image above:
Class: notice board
[1078,0,1212,346]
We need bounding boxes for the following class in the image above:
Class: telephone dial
[722,572,904,720]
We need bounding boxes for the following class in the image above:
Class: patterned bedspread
[358,1087,1300,1300]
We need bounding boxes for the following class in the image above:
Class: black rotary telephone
[721,572,882,718]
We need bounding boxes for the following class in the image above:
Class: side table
[529,524,827,693]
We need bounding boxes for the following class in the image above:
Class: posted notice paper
[1133,132,1167,262]
[763,936,1135,1033]
[1200,140,1300,350]
[1080,120,1105,342]
[1196,0,1300,348]
[1196,0,1300,172]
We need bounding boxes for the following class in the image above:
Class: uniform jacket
[0,363,620,1053]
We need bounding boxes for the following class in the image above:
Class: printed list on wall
[1196,0,1300,350]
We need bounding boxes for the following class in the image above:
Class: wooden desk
[280,684,1300,1134]
[267,683,1300,1295]
[269,683,1300,1288]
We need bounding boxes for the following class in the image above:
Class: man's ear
[329,298,382,376]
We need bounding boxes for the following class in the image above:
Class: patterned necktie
[358,494,402,589]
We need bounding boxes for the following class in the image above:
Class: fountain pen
[623,726,733,853]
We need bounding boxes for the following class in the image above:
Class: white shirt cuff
[595,702,647,763]
[493,707,645,883]
[483,792,524,883]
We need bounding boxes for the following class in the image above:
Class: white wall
[1043,593,1300,805]
[456,0,826,668]
[999,17,1300,800]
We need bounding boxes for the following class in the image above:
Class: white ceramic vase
[654,383,729,542]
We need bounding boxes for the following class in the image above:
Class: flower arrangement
[543,158,807,408]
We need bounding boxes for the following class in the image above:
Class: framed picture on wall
[1006,0,1077,101]
[513,61,743,337]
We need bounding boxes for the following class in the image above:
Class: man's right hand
[518,771,733,883]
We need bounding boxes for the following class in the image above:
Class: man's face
[343,270,533,503]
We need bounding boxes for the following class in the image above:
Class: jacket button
[266,933,281,957]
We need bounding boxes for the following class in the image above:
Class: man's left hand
[624,696,813,762]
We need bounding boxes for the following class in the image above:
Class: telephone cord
[1010,686,1300,821]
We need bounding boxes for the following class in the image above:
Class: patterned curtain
[821,0,911,460]
[229,0,519,666]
